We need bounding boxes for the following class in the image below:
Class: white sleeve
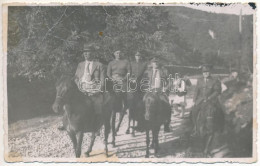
[180,80,186,92]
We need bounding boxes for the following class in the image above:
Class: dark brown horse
[143,92,170,158]
[190,101,225,156]
[52,75,114,157]
[125,91,144,136]
[105,79,128,147]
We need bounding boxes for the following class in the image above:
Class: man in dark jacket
[191,64,222,137]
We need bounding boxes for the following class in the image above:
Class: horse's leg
[204,134,213,157]
[145,129,150,158]
[153,127,160,156]
[68,131,77,157]
[150,129,155,149]
[126,108,131,134]
[132,119,135,137]
[111,110,116,147]
[75,131,83,158]
[104,116,111,157]
[116,101,125,133]
[85,131,96,157]
[116,110,125,132]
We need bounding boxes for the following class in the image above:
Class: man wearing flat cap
[191,64,222,137]
[128,51,148,133]
[130,52,148,84]
[107,50,131,132]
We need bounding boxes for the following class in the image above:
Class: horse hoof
[112,142,116,148]
[126,130,130,134]
[85,152,90,157]
[203,152,209,158]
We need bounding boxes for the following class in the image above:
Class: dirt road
[8,99,195,159]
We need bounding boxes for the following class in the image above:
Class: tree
[7,6,192,80]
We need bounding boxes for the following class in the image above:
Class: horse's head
[52,75,74,113]
[143,92,159,121]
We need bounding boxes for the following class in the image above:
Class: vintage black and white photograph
[3,3,256,162]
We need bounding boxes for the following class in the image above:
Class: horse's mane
[56,74,74,87]
[56,74,84,101]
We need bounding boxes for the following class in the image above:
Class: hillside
[166,6,253,70]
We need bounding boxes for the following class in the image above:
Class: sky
[179,3,255,15]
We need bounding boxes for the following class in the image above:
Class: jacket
[193,76,222,106]
[75,60,105,90]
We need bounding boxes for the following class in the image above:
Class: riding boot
[134,121,145,132]
[164,122,171,132]
[58,125,65,131]
[190,126,199,138]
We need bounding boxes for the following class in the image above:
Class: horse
[52,75,114,157]
[189,100,225,157]
[111,90,127,134]
[125,90,144,136]
[104,79,128,147]
[142,91,170,158]
[124,79,147,136]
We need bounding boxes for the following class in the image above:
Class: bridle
[55,88,72,131]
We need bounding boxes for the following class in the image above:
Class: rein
[64,106,73,131]
[56,95,63,99]
[55,95,73,131]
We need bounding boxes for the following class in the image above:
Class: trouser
[191,101,217,137]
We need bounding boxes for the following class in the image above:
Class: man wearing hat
[75,44,105,113]
[107,50,131,132]
[128,51,148,132]
[191,64,222,137]
[75,44,105,92]
[143,57,172,132]
[130,52,148,84]
[58,44,105,131]
[107,50,131,88]
[221,67,245,100]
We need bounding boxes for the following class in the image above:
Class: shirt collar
[85,60,93,63]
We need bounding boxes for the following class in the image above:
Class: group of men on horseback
[54,43,227,157]
[58,44,173,132]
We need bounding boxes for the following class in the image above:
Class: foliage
[8,6,189,80]
[8,6,254,80]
